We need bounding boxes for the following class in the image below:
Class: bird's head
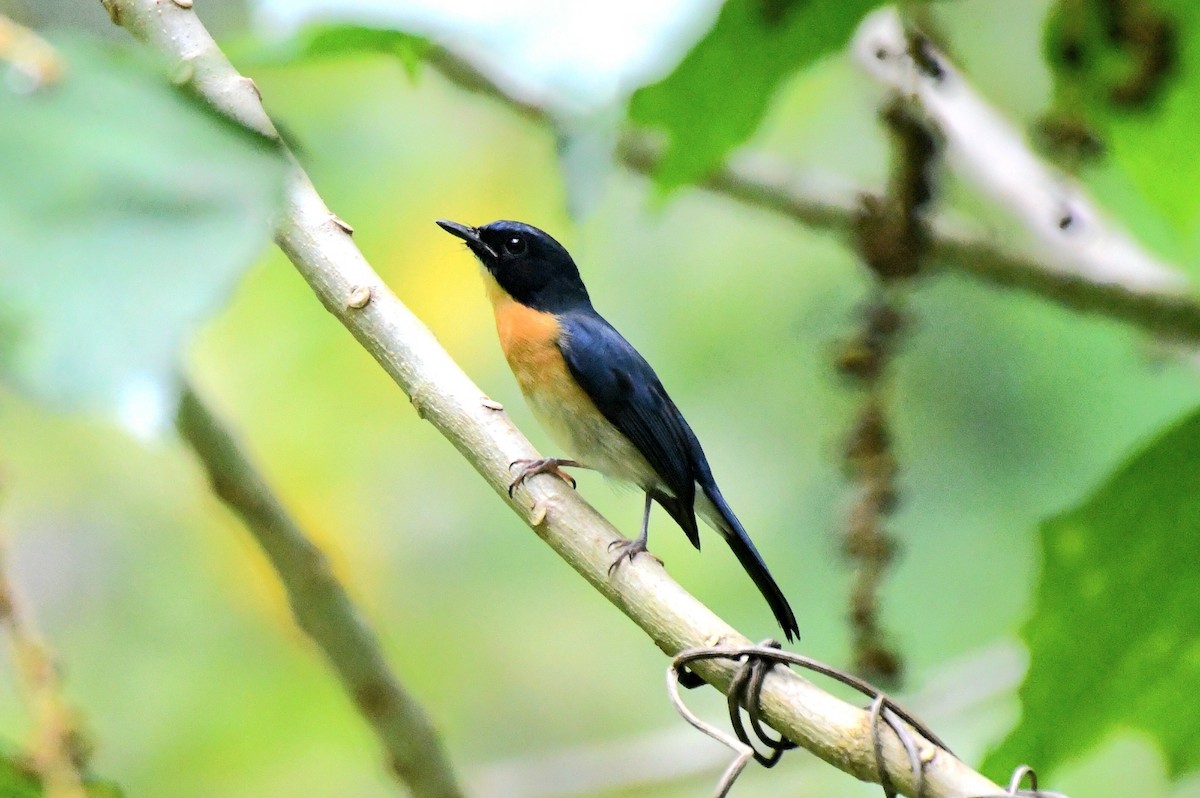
[437,219,591,312]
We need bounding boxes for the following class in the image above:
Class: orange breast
[484,273,583,408]
[481,272,661,487]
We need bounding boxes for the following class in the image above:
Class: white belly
[524,387,662,490]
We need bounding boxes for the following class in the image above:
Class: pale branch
[425,47,1200,344]
[109,2,1006,795]
[0,534,87,798]
[853,7,1184,295]
[175,385,464,798]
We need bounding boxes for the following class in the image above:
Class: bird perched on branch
[437,219,799,641]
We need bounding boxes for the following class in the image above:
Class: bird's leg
[508,457,586,497]
[608,492,662,574]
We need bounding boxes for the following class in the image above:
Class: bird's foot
[606,537,662,575]
[508,458,580,497]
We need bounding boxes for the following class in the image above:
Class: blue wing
[558,311,701,548]
[559,310,799,640]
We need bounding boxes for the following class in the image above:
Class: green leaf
[628,0,881,192]
[984,407,1200,779]
[1043,0,1200,253]
[0,36,286,429]
[240,23,431,79]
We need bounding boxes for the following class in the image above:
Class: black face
[437,219,591,312]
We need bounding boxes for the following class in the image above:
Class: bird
[437,219,799,641]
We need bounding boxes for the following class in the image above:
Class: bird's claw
[508,458,577,498]
[606,538,661,575]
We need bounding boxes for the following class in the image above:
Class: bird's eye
[503,236,526,255]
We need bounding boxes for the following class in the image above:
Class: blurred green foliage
[0,754,40,798]
[242,23,430,79]
[1,1,1200,797]
[629,0,881,191]
[1043,0,1200,259]
[985,407,1200,779]
[0,35,285,418]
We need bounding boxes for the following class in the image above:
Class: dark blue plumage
[437,218,799,641]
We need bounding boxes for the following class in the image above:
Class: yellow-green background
[2,0,1200,795]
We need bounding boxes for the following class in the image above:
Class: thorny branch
[108,1,1008,795]
[0,530,88,798]
[176,385,465,798]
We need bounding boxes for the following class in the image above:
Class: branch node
[920,744,938,765]
[353,680,394,721]
[346,285,372,309]
[99,0,120,25]
[168,58,194,86]
[409,385,431,419]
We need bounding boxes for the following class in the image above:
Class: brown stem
[176,386,465,798]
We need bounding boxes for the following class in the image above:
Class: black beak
[436,219,497,259]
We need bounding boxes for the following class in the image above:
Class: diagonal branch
[109,2,1006,796]
[176,385,465,798]
[425,48,1200,343]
